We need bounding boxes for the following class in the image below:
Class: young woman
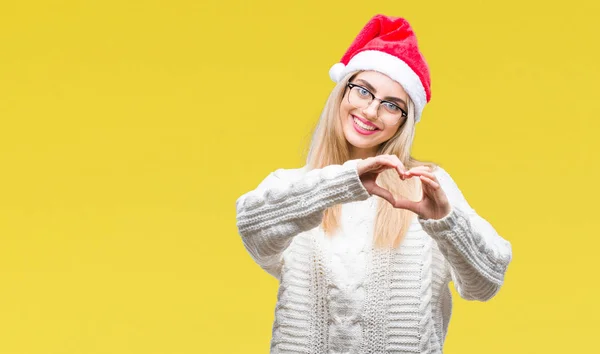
[235,14,512,354]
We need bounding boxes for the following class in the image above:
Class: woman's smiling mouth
[352,115,380,135]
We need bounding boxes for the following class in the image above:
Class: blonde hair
[305,71,438,249]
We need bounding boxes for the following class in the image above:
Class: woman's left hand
[393,166,452,220]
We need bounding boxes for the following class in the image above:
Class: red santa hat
[329,15,431,122]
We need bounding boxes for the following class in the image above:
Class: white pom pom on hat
[329,14,431,123]
[329,62,346,83]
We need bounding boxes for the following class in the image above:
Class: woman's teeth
[353,117,377,131]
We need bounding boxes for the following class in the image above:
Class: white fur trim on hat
[329,50,427,122]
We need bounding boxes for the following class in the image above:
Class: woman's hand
[399,166,451,220]
[356,155,451,220]
[357,154,408,196]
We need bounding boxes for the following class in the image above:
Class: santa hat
[329,15,431,123]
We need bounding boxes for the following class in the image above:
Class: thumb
[392,197,419,214]
[369,183,396,206]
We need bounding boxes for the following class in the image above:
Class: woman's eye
[358,88,370,96]
[383,102,400,112]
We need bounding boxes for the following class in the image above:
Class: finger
[382,154,405,169]
[370,166,389,174]
[388,154,408,176]
[369,156,402,179]
[361,157,395,175]
[406,165,433,174]
[377,154,399,168]
[407,171,436,181]
[379,154,407,179]
[405,169,437,181]
[375,162,399,175]
[380,154,405,171]
[418,175,440,190]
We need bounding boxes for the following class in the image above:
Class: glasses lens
[379,111,403,126]
[348,86,370,109]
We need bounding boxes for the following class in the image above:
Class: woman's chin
[344,126,380,149]
[345,135,380,151]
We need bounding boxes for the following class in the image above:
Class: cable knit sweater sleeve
[235,159,371,280]
[418,167,513,302]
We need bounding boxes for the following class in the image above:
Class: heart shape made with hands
[357,155,450,220]
[358,160,423,205]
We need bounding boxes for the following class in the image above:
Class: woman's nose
[361,100,380,120]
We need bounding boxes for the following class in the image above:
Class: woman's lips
[351,115,379,135]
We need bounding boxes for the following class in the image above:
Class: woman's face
[339,70,409,159]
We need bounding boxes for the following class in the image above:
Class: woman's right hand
[357,154,409,203]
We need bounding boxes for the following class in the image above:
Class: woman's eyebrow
[355,79,407,106]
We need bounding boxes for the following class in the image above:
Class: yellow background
[1,0,598,353]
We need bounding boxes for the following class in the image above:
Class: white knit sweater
[235,159,512,353]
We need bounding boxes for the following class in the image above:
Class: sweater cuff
[417,206,467,238]
[342,159,371,200]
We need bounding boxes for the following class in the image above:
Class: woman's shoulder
[430,164,461,190]
[431,164,450,179]
[428,164,473,209]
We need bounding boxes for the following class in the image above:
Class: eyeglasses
[346,83,408,126]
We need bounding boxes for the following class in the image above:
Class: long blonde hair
[305,71,438,249]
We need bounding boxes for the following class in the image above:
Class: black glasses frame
[346,83,408,118]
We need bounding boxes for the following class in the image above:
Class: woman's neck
[349,146,378,160]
